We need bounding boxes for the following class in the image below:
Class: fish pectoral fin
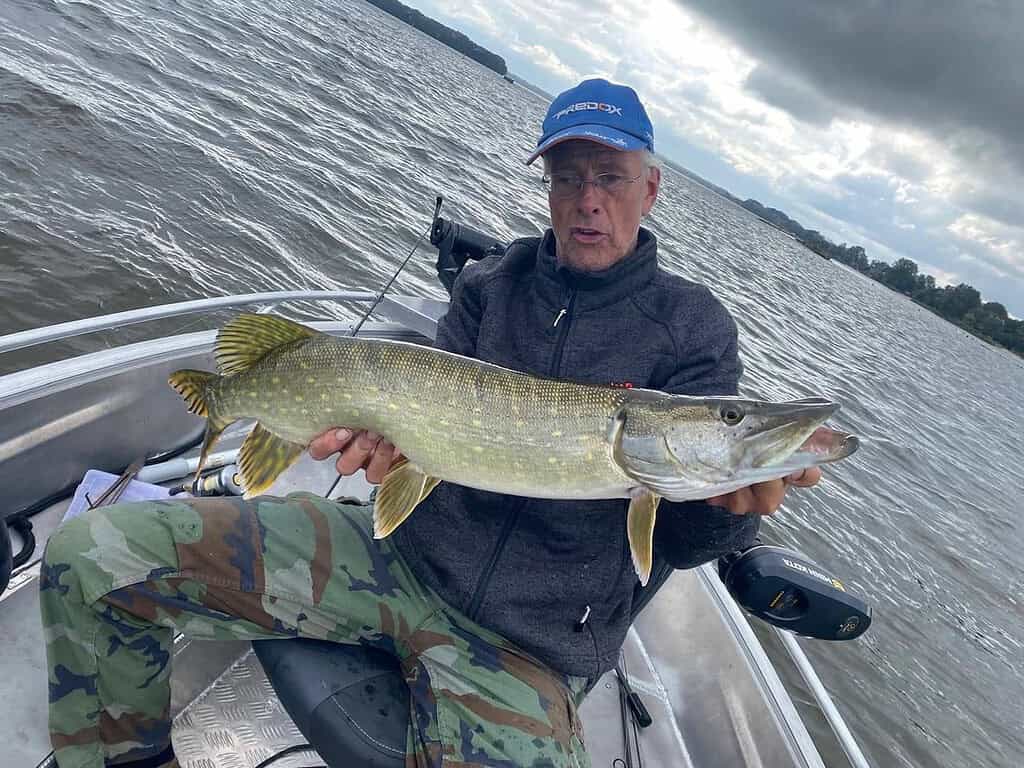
[237,423,305,498]
[627,489,661,587]
[373,458,440,539]
[215,313,318,376]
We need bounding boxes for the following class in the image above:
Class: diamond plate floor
[173,650,326,768]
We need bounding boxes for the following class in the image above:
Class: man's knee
[40,511,101,604]
[40,503,177,605]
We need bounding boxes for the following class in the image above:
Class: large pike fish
[170,314,859,584]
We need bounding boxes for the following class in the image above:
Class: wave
[0,66,94,124]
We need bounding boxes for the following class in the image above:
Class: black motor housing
[719,545,871,641]
[430,214,505,295]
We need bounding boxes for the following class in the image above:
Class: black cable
[143,428,205,465]
[2,427,208,574]
[6,484,79,522]
[8,516,35,568]
[618,673,634,768]
[252,743,321,768]
[616,652,645,768]
[324,473,343,499]
[8,428,205,525]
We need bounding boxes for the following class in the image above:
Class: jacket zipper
[553,291,600,676]
[465,290,577,621]
[550,290,576,377]
[466,502,523,620]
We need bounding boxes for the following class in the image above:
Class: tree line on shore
[367,0,507,75]
[741,200,1023,357]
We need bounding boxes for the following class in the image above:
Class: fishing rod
[321,196,445,500]
[349,195,444,337]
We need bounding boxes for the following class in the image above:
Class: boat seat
[252,639,408,767]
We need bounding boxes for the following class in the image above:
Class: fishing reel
[430,196,506,295]
[719,544,871,641]
[169,464,244,497]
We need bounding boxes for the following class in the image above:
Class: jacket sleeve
[652,297,760,569]
[432,260,487,357]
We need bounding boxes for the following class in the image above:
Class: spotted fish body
[213,331,636,499]
[170,314,859,585]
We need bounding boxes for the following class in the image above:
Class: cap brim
[525,124,648,165]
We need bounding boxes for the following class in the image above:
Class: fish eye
[720,405,744,425]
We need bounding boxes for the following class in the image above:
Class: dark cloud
[675,1,1024,175]
[744,64,834,126]
[948,178,1024,227]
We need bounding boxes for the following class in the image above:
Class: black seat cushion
[253,639,408,767]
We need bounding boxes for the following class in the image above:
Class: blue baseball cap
[526,78,655,165]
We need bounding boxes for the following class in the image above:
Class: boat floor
[4,424,697,768]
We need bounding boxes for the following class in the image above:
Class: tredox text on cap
[526,78,654,165]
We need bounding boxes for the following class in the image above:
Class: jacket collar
[534,227,659,309]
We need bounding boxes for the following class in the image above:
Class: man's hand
[308,428,402,484]
[707,467,821,516]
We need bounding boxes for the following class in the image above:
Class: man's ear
[642,166,661,216]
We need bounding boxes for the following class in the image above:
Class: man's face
[544,140,660,272]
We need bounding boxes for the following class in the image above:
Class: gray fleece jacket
[391,227,759,679]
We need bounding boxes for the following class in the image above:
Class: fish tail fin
[168,369,217,417]
[215,313,318,375]
[168,368,230,476]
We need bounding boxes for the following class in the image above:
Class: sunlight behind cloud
[409,0,1024,314]
[509,42,578,80]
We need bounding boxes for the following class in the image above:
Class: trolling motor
[430,200,506,295]
[719,544,871,641]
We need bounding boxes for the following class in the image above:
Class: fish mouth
[739,398,842,468]
[795,425,860,462]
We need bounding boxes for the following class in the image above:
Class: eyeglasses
[541,172,643,199]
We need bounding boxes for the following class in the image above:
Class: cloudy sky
[406,0,1024,317]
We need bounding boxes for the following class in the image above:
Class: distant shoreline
[367,0,507,75]
[662,159,1023,358]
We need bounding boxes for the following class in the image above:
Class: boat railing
[0,289,452,355]
[0,289,871,768]
[774,627,871,768]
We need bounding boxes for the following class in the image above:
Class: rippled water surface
[2,1,1023,766]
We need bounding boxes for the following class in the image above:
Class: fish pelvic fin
[197,419,230,480]
[237,423,305,498]
[627,489,661,587]
[373,458,440,539]
[215,313,318,376]
[169,369,230,476]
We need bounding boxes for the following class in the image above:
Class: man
[41,78,819,768]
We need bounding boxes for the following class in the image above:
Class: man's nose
[576,182,603,213]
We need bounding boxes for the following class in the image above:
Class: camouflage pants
[40,493,590,768]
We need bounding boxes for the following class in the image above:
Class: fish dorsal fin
[626,489,661,587]
[373,458,441,539]
[215,313,318,376]
[237,423,305,498]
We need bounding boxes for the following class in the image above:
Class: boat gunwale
[0,288,868,768]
